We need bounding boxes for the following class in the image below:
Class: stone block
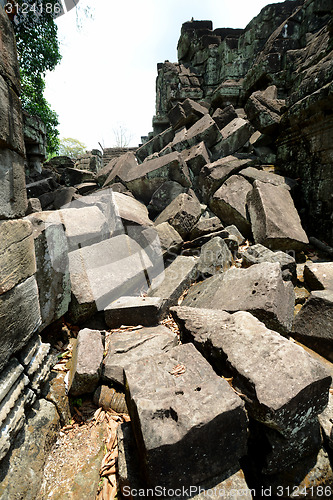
[210,175,252,237]
[240,166,297,190]
[0,148,27,219]
[148,181,188,215]
[136,127,174,163]
[155,192,202,239]
[125,151,191,203]
[189,216,224,240]
[0,220,36,295]
[60,167,95,186]
[212,105,238,130]
[0,276,41,371]
[247,180,309,251]
[304,262,333,291]
[0,7,21,92]
[25,213,71,330]
[113,191,153,228]
[93,385,128,413]
[68,235,153,324]
[26,197,42,214]
[45,205,111,252]
[198,155,251,203]
[149,255,198,312]
[154,222,183,256]
[53,186,77,210]
[212,118,253,159]
[125,343,248,489]
[168,98,208,130]
[0,74,24,154]
[26,177,56,198]
[0,399,60,498]
[102,152,137,187]
[180,141,210,176]
[197,236,233,278]
[245,86,284,135]
[44,371,72,426]
[104,296,165,328]
[186,114,222,148]
[319,392,333,449]
[171,307,331,436]
[0,372,29,429]
[293,290,333,361]
[103,325,178,386]
[74,182,97,195]
[68,328,104,396]
[182,262,295,334]
[242,244,296,282]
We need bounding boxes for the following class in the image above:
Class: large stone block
[104,296,165,329]
[0,6,20,93]
[198,155,251,203]
[247,180,309,251]
[241,243,296,282]
[189,216,224,240]
[304,261,333,291]
[103,325,178,386]
[245,86,284,135]
[293,290,333,361]
[240,166,297,191]
[112,191,153,228]
[60,167,95,186]
[0,148,27,219]
[0,220,36,295]
[0,276,41,371]
[186,114,222,148]
[102,152,137,187]
[25,213,71,330]
[210,175,252,237]
[154,222,183,256]
[182,262,294,334]
[125,343,248,489]
[125,151,191,203]
[180,141,210,176]
[212,118,253,159]
[148,181,189,215]
[197,236,233,278]
[68,235,153,323]
[171,307,331,436]
[154,192,202,239]
[68,329,104,396]
[212,105,238,130]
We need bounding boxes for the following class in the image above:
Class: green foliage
[58,137,87,159]
[12,1,62,154]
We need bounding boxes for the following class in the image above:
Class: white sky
[44,0,282,150]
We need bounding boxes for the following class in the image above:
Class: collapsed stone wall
[154,0,333,245]
[0,6,60,468]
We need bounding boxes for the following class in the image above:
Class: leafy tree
[11,0,62,154]
[58,137,87,159]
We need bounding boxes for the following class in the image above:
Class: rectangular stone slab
[125,343,248,489]
[171,307,331,437]
[104,296,165,328]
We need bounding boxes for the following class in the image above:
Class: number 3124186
[5,2,63,15]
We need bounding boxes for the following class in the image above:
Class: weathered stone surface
[125,343,248,489]
[180,141,210,176]
[212,118,253,159]
[53,186,77,210]
[45,206,111,252]
[189,216,224,240]
[185,114,221,149]
[198,155,251,203]
[148,181,188,214]
[60,167,95,187]
[104,296,165,328]
[117,422,145,496]
[125,151,191,203]
[74,182,97,195]
[0,74,24,155]
[168,98,207,130]
[149,255,198,311]
[68,328,104,396]
[0,276,41,372]
[197,236,233,278]
[240,166,297,191]
[155,192,202,239]
[0,6,21,93]
[68,235,153,323]
[210,175,252,237]
[0,220,35,295]
[26,197,42,214]
[0,399,60,500]
[293,290,333,361]
[247,180,309,251]
[0,148,27,219]
[113,191,153,228]
[136,128,174,162]
[154,222,183,256]
[319,392,333,450]
[44,371,71,426]
[241,243,296,282]
[245,86,285,134]
[25,213,71,330]
[102,152,137,187]
[171,307,331,436]
[182,262,294,333]
[248,419,322,475]
[212,105,238,130]
[103,325,178,386]
[304,261,333,291]
[26,177,56,199]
